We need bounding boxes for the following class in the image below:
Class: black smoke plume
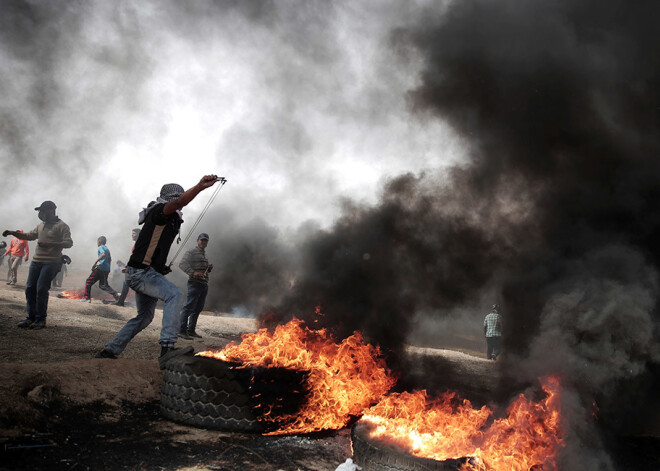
[249,0,660,467]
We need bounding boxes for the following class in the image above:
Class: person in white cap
[177,232,213,339]
[95,175,220,368]
[2,200,73,329]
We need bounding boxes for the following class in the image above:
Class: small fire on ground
[57,289,87,299]
[361,376,563,470]
[57,289,116,302]
[197,318,397,435]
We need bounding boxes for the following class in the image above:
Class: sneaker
[17,319,33,329]
[158,346,194,370]
[30,321,46,330]
[80,298,91,303]
[95,349,117,359]
[5,281,12,285]
[178,330,192,340]
[112,301,125,307]
[188,330,202,338]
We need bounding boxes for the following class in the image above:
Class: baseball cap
[35,200,57,211]
[198,233,209,241]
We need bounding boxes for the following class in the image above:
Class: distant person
[2,200,73,329]
[52,255,71,288]
[113,227,141,307]
[111,260,125,286]
[178,232,213,339]
[4,230,29,285]
[483,304,503,360]
[83,236,119,302]
[0,241,6,270]
[95,175,221,368]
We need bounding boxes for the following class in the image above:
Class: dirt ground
[0,269,500,471]
[1,269,657,470]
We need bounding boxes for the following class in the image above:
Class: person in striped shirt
[177,232,213,339]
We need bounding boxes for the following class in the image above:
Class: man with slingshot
[95,175,222,368]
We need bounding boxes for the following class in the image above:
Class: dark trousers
[486,336,502,360]
[84,269,119,299]
[179,281,208,332]
[25,261,62,322]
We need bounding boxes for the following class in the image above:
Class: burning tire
[161,354,308,433]
[351,422,470,471]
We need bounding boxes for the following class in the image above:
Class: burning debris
[197,318,397,435]
[359,377,563,470]
[57,289,117,303]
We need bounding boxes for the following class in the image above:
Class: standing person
[95,175,221,368]
[2,200,73,329]
[4,230,29,285]
[178,233,213,339]
[83,236,119,302]
[52,255,71,288]
[113,228,141,307]
[0,241,6,272]
[483,304,503,360]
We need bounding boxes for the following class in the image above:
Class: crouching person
[95,175,221,368]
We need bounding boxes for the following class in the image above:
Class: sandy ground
[0,269,503,471]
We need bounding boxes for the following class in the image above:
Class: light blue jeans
[105,267,183,355]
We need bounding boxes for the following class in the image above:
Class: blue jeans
[180,281,208,332]
[25,261,62,322]
[105,267,183,355]
[116,279,130,304]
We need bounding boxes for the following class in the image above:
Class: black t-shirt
[128,204,182,274]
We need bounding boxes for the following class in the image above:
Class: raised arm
[163,175,220,216]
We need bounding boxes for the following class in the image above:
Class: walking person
[95,175,221,368]
[483,304,503,360]
[0,241,6,272]
[4,230,29,285]
[2,200,73,329]
[113,228,141,307]
[83,236,119,302]
[178,233,213,339]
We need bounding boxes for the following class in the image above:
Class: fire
[361,376,564,470]
[58,289,87,299]
[197,318,397,435]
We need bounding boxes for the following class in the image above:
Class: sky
[2,1,660,468]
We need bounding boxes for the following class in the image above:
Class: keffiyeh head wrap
[138,183,185,224]
[159,183,184,202]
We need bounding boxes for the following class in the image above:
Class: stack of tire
[161,354,308,433]
[351,422,471,471]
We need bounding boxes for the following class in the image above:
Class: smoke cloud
[3,0,659,467]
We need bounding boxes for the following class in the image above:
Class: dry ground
[0,269,504,471]
[0,269,658,470]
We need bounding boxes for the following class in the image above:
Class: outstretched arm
[163,175,220,216]
[2,230,28,240]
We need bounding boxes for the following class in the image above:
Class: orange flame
[197,317,397,435]
[361,376,564,470]
[58,289,87,299]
